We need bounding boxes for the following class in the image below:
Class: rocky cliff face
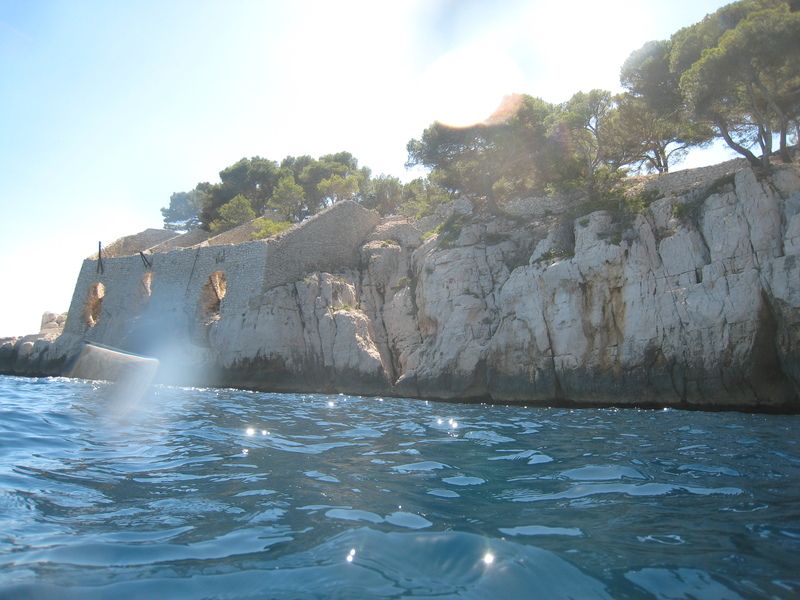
[202,161,800,411]
[3,161,799,411]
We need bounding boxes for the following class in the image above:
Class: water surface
[1,375,799,598]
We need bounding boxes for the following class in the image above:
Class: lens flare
[421,45,525,128]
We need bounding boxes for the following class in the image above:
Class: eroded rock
[4,162,800,411]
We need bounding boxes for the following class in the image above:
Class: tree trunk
[482,172,505,217]
[714,115,764,169]
[779,121,791,163]
[485,188,504,217]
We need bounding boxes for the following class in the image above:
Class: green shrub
[702,173,735,201]
[672,202,691,223]
[436,213,469,248]
[252,218,292,240]
[533,247,575,264]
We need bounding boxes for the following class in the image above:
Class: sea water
[1,375,798,599]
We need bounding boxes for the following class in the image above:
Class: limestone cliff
[2,159,799,412]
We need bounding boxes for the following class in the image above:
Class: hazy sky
[0,0,735,337]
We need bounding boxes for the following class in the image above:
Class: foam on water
[1,375,799,599]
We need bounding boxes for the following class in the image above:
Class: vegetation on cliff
[162,0,799,234]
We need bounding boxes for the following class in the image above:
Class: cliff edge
[2,158,799,412]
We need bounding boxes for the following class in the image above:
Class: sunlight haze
[0,0,735,337]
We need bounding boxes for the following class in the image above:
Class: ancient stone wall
[501,158,751,219]
[90,229,180,259]
[503,195,569,218]
[204,209,289,247]
[54,201,380,365]
[148,229,208,253]
[204,221,263,246]
[629,157,749,198]
[260,201,380,291]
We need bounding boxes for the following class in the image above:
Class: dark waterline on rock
[1,375,799,599]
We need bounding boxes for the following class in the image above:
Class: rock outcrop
[2,159,799,412]
[0,312,67,376]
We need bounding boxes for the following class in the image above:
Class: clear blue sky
[0,0,735,337]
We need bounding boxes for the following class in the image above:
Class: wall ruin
[56,201,380,376]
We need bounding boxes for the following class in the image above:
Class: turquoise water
[1,375,799,599]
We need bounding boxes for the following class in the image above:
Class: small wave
[561,465,647,481]
[625,567,749,600]
[391,461,450,472]
[0,528,613,599]
[1,376,797,598]
[506,483,744,502]
[324,508,432,529]
[489,449,553,464]
[441,475,485,486]
[499,525,583,537]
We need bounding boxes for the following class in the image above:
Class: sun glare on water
[422,46,525,128]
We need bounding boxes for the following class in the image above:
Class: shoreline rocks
[3,160,800,413]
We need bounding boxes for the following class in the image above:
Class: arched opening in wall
[133,271,154,314]
[83,282,105,327]
[200,270,227,321]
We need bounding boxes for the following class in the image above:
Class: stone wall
[45,200,380,375]
[90,229,180,259]
[204,221,265,247]
[500,158,752,219]
[148,229,208,253]
[503,195,569,218]
[260,201,380,291]
[203,209,290,247]
[628,157,749,198]
[63,241,268,341]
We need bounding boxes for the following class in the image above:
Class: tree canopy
[406,94,570,213]
[163,1,799,231]
[631,0,800,168]
[208,194,256,236]
[164,152,381,232]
